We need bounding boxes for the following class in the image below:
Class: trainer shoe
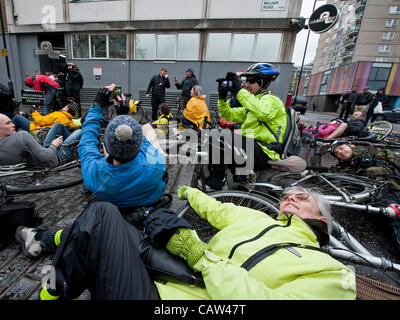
[15,226,43,259]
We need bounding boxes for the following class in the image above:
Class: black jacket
[146,74,170,97]
[356,92,374,105]
[66,70,84,99]
[175,76,198,99]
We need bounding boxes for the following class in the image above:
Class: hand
[225,72,238,81]
[231,78,242,96]
[164,74,168,79]
[115,94,129,115]
[51,136,63,148]
[94,84,115,108]
[166,228,207,268]
[218,85,229,100]
[177,185,190,200]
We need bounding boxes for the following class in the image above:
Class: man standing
[146,67,170,121]
[65,63,84,118]
[355,87,374,114]
[174,67,199,110]
[339,85,359,121]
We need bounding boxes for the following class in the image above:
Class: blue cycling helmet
[240,63,280,88]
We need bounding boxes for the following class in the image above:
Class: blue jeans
[12,114,31,132]
[42,123,82,165]
[42,86,57,115]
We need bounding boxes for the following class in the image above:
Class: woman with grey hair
[281,186,333,233]
[181,85,211,129]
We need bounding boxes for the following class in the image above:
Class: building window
[378,44,391,53]
[72,33,127,59]
[376,57,388,62]
[205,32,282,62]
[389,6,400,14]
[302,77,309,96]
[134,33,199,60]
[386,18,399,27]
[367,62,392,90]
[319,70,331,94]
[382,31,395,40]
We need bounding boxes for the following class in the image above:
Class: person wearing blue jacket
[77,84,168,208]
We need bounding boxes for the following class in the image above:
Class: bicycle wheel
[2,160,83,194]
[267,171,378,203]
[368,121,393,142]
[131,105,145,124]
[176,190,279,242]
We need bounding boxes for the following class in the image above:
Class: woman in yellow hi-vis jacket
[17,186,355,300]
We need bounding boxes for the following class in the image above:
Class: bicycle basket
[35,127,51,145]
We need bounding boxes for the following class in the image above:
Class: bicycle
[175,189,400,298]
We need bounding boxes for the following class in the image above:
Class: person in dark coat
[365,88,388,124]
[65,63,84,118]
[146,67,171,121]
[174,67,199,110]
[339,85,359,121]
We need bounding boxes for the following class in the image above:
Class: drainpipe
[0,0,14,98]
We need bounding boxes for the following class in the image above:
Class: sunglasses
[281,192,310,202]
[246,78,257,84]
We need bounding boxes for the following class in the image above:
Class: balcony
[354,0,366,12]
[355,11,364,23]
[345,25,361,36]
[341,49,355,58]
[342,37,357,48]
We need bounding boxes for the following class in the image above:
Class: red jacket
[25,75,60,92]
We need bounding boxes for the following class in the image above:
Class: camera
[113,86,122,99]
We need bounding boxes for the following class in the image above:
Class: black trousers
[42,202,158,300]
[151,94,165,121]
[339,102,352,121]
[206,129,272,181]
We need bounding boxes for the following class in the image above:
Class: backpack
[0,199,41,250]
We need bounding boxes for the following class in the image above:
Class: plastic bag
[374,101,383,114]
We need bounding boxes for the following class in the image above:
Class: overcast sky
[292,0,327,66]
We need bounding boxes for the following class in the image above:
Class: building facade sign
[261,0,286,11]
[33,41,60,59]
[308,4,339,33]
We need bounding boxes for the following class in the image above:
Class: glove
[177,185,190,200]
[166,228,207,268]
[143,208,192,248]
[94,87,112,108]
[225,72,237,81]
[115,99,129,115]
[231,78,242,96]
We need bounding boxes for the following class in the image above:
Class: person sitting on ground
[181,85,211,129]
[301,118,344,141]
[325,111,368,139]
[16,186,356,300]
[11,104,79,136]
[77,83,168,208]
[0,114,81,168]
[205,63,288,191]
[329,140,400,252]
[152,102,174,134]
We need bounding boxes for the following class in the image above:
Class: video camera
[216,72,242,96]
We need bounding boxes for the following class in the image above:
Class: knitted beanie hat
[104,115,142,162]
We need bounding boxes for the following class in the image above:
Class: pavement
[0,106,399,300]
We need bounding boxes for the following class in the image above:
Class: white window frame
[386,18,399,27]
[389,6,400,14]
[378,44,391,53]
[382,31,395,40]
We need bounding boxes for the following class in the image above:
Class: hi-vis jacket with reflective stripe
[155,187,356,300]
[217,89,287,160]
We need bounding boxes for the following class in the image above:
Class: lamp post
[0,1,14,98]
[293,0,318,108]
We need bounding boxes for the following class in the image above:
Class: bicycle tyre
[368,121,393,142]
[267,171,377,203]
[176,190,279,242]
[1,161,84,195]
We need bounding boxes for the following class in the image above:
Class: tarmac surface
[0,106,399,300]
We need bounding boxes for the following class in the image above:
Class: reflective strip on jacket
[217,89,287,160]
[155,187,356,300]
